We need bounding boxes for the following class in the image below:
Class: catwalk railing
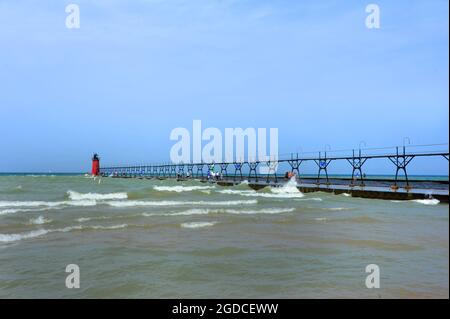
[100,144,449,189]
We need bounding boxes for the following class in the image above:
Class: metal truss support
[248,162,259,182]
[314,152,332,185]
[164,165,170,177]
[388,146,415,190]
[233,162,243,181]
[196,163,204,178]
[220,163,228,178]
[265,160,278,184]
[287,153,303,181]
[346,149,368,187]
[187,164,194,178]
[170,165,176,177]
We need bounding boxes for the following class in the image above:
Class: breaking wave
[0,201,63,208]
[295,198,323,202]
[143,207,295,217]
[391,198,440,205]
[341,193,351,197]
[0,200,97,209]
[67,190,128,201]
[223,207,295,215]
[1,208,40,216]
[153,185,215,193]
[88,224,128,230]
[321,207,351,211]
[181,221,217,229]
[107,199,257,207]
[0,224,129,243]
[29,216,52,225]
[0,229,49,243]
[411,199,440,205]
[270,178,304,196]
[217,189,304,199]
[217,178,304,198]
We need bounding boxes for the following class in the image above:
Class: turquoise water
[0,175,448,298]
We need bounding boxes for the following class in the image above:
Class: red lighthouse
[91,153,100,176]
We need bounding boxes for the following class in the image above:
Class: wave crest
[0,224,129,243]
[143,207,295,217]
[411,199,440,205]
[29,216,52,225]
[153,185,215,193]
[67,190,127,201]
[181,221,217,229]
[107,199,257,207]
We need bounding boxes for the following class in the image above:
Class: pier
[99,144,449,203]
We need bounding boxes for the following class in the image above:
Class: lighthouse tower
[91,153,100,176]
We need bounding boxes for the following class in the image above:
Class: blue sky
[0,0,448,174]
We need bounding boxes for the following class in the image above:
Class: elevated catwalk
[100,145,449,203]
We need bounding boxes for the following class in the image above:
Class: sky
[0,0,448,174]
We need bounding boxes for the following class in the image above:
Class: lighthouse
[91,153,100,176]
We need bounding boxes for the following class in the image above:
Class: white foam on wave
[225,207,296,215]
[153,185,215,193]
[143,209,208,216]
[0,200,97,209]
[1,208,34,216]
[295,198,323,202]
[341,193,351,197]
[218,189,256,196]
[0,229,49,243]
[217,178,304,199]
[180,221,217,229]
[322,207,350,211]
[0,201,63,208]
[0,224,129,243]
[67,190,127,201]
[143,207,295,217]
[0,206,66,216]
[270,177,304,197]
[315,217,328,221]
[167,209,211,216]
[391,198,441,205]
[89,224,128,230]
[76,215,129,222]
[107,199,257,207]
[411,198,440,205]
[217,189,304,199]
[66,200,97,207]
[58,225,84,232]
[29,216,52,225]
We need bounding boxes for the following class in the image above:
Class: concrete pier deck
[215,177,448,203]
[109,174,449,203]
